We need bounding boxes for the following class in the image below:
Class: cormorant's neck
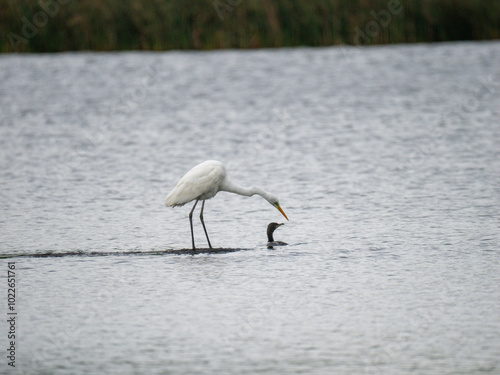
[267,227,274,242]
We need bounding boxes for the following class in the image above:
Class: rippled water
[1,42,499,374]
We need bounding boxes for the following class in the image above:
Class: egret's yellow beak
[276,204,289,221]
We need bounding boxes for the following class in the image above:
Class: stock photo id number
[7,262,16,368]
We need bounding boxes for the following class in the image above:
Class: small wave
[1,248,251,259]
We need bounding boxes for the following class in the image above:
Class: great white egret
[267,222,288,247]
[165,160,288,249]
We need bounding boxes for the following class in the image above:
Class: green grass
[1,0,499,52]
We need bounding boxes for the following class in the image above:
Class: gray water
[0,41,499,374]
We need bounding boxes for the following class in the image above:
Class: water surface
[0,41,499,374]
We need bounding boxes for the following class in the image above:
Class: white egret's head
[265,193,289,221]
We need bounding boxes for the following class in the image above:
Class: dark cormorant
[267,222,288,247]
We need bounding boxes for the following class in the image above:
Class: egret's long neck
[221,180,267,199]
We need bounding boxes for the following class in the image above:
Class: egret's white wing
[165,161,226,207]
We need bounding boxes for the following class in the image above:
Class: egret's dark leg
[189,199,199,250]
[200,200,212,249]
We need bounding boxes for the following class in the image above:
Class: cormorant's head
[267,222,283,232]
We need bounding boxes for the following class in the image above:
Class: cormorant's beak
[276,204,289,221]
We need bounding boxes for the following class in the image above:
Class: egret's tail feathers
[165,194,180,207]
[165,188,189,207]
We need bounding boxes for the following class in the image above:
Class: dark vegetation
[1,0,499,52]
